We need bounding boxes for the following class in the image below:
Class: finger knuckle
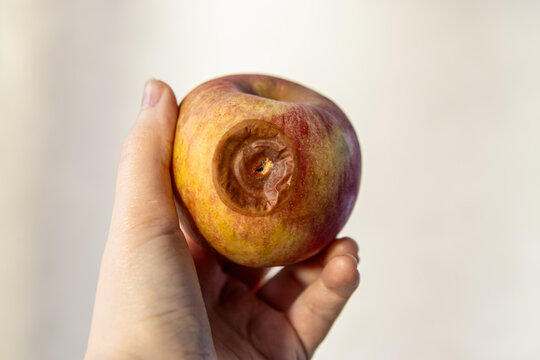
[119,129,154,163]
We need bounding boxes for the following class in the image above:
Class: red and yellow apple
[172,74,361,267]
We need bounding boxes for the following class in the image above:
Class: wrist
[85,343,217,360]
[85,347,132,360]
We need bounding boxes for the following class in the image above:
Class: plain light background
[1,0,539,359]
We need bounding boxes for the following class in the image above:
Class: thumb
[110,78,179,241]
[87,79,216,359]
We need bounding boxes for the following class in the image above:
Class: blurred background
[1,0,539,359]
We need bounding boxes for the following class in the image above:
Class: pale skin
[85,79,361,360]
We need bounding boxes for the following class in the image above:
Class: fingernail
[141,78,163,110]
[344,253,360,266]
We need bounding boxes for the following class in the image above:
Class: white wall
[1,0,539,359]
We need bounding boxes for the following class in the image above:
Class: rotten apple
[172,74,361,267]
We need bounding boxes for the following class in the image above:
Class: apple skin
[172,74,361,267]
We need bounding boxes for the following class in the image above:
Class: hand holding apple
[86,79,361,360]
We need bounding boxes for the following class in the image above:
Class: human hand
[85,79,360,359]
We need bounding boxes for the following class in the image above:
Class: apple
[172,74,361,267]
